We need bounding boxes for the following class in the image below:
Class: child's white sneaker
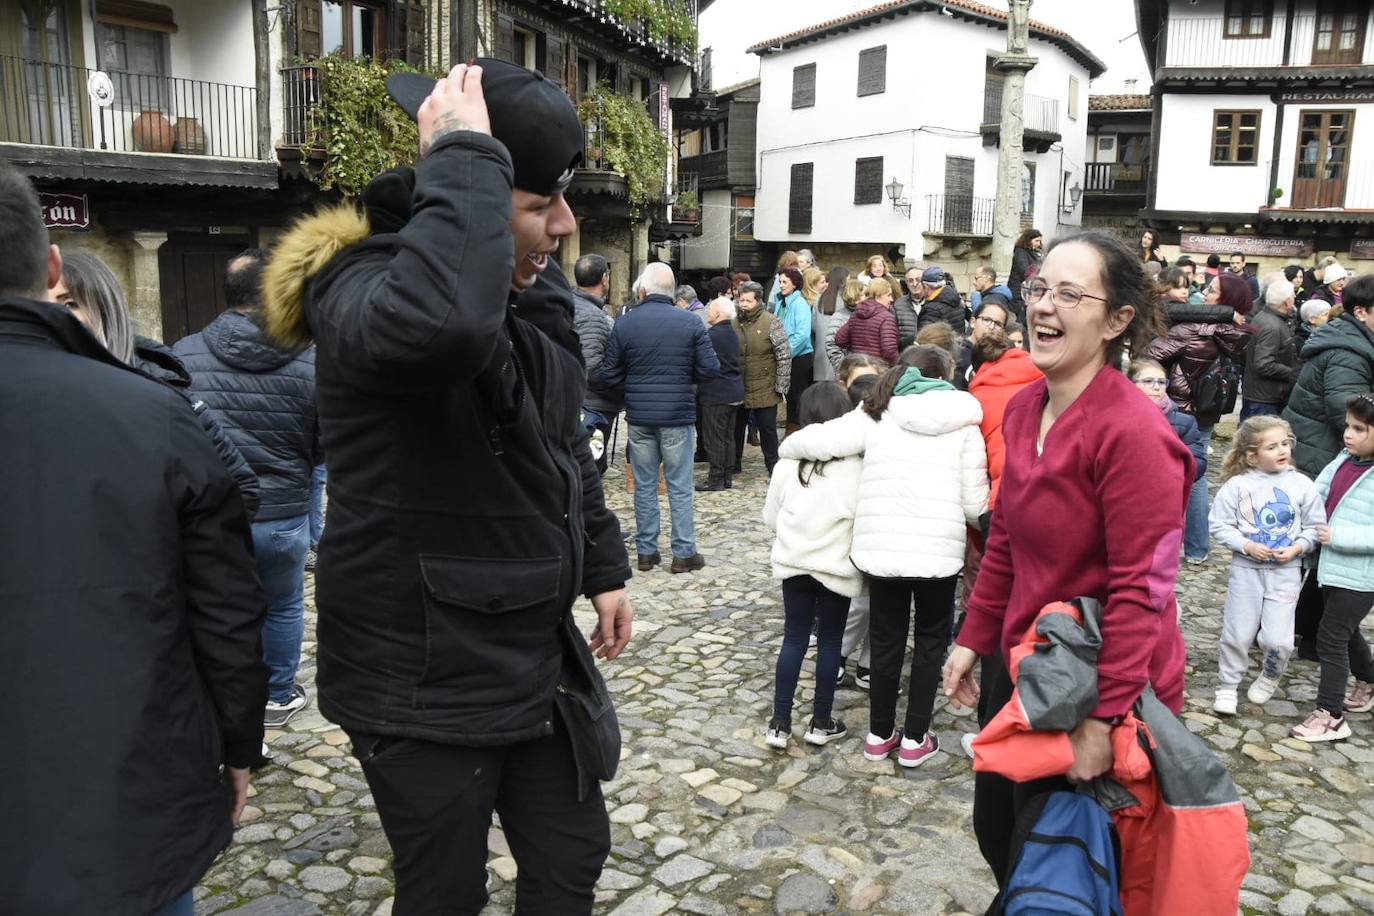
[1247,674,1281,705]
[1213,687,1238,716]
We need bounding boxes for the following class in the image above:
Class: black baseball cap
[386,59,583,196]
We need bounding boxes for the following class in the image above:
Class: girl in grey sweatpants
[1210,417,1326,715]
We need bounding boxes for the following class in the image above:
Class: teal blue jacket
[775,290,814,359]
[1315,453,1374,592]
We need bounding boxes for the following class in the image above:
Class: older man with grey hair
[600,262,720,572]
[698,297,744,491]
[1241,276,1298,420]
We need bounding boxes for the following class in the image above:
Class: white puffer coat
[778,392,989,579]
[763,455,865,597]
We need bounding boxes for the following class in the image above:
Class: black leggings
[971,650,1071,890]
[784,352,814,426]
[867,575,957,740]
[1316,587,1374,715]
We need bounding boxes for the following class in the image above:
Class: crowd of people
[5,52,1374,914]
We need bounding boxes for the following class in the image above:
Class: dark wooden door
[1312,1,1366,65]
[944,156,975,232]
[1292,109,1354,209]
[158,233,251,345]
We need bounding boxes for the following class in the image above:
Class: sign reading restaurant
[1278,89,1374,103]
[40,192,90,231]
[1180,232,1313,258]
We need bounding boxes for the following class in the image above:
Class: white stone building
[746,0,1103,285]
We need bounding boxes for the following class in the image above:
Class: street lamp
[1061,180,1083,214]
[886,176,910,218]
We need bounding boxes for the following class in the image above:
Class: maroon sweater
[836,298,899,363]
[958,366,1193,718]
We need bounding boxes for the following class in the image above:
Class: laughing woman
[942,231,1194,900]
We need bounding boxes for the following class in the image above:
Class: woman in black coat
[1007,228,1043,323]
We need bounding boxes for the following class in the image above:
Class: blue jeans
[773,575,851,721]
[627,424,696,558]
[252,514,311,704]
[1239,399,1281,421]
[151,890,194,916]
[1185,425,1213,559]
[309,465,327,548]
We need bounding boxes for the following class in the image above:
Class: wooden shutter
[789,162,814,234]
[857,46,886,97]
[565,44,580,99]
[402,0,425,67]
[616,66,633,97]
[854,156,883,204]
[495,13,516,64]
[545,34,566,90]
[296,0,322,59]
[792,64,815,109]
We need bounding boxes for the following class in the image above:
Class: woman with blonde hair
[826,277,867,373]
[858,254,894,287]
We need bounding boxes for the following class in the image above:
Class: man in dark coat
[916,265,966,333]
[893,265,923,349]
[0,164,267,915]
[174,249,321,730]
[261,61,633,915]
[599,262,720,573]
[572,252,621,473]
[698,297,745,491]
[1240,277,1298,420]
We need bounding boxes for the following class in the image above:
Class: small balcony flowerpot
[132,110,174,153]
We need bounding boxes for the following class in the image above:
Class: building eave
[0,144,279,190]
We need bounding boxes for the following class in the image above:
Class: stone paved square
[200,429,1374,915]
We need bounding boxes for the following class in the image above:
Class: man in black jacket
[0,164,267,915]
[1241,277,1298,420]
[262,61,633,915]
[175,249,321,730]
[572,252,622,473]
[916,265,967,334]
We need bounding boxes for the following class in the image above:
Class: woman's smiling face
[1025,241,1133,382]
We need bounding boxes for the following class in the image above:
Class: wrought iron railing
[981,85,1061,134]
[671,172,699,222]
[0,55,259,158]
[1084,161,1149,194]
[677,148,726,183]
[925,194,995,235]
[1162,14,1374,69]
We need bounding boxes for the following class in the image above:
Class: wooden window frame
[1222,0,1273,40]
[853,156,884,205]
[1211,109,1262,166]
[792,63,816,109]
[734,195,755,240]
[789,162,814,235]
[857,46,886,97]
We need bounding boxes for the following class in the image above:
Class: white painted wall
[167,0,257,88]
[1155,94,1276,213]
[1163,1,1374,70]
[752,8,1092,249]
[681,189,733,270]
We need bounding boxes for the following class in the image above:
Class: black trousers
[867,575,958,740]
[699,402,737,485]
[971,650,1071,893]
[350,715,610,916]
[784,352,814,427]
[1316,587,1374,715]
[1295,565,1326,646]
[734,404,780,472]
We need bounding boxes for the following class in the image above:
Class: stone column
[127,231,168,342]
[564,218,582,276]
[991,0,1037,281]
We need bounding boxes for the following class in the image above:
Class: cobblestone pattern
[199,433,1374,915]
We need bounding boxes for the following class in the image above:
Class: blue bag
[1001,791,1123,915]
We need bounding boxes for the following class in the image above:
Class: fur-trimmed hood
[263,203,371,349]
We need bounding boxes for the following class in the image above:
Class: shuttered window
[792,64,816,109]
[789,162,814,234]
[854,156,883,204]
[857,46,886,97]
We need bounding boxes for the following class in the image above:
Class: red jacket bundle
[974,600,1250,916]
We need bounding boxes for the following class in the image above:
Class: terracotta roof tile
[1088,94,1152,111]
[748,0,1075,53]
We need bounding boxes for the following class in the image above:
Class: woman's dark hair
[971,327,1010,372]
[847,373,879,406]
[780,267,804,293]
[1206,253,1221,269]
[1161,266,1188,290]
[1215,272,1252,316]
[703,275,732,300]
[1283,265,1303,283]
[862,365,905,420]
[862,347,953,420]
[817,266,849,315]
[1014,228,1043,250]
[1344,274,1374,313]
[1140,229,1159,260]
[796,381,853,486]
[1348,393,1374,426]
[1040,230,1166,365]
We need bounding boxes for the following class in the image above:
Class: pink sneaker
[1289,708,1352,743]
[863,729,903,761]
[1346,681,1374,714]
[898,732,941,768]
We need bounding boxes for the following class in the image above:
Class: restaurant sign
[40,192,90,231]
[1179,232,1312,258]
[1351,239,1374,261]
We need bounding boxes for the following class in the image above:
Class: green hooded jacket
[1281,313,1374,477]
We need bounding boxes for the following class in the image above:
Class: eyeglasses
[1134,378,1168,388]
[976,315,1006,329]
[1022,280,1110,310]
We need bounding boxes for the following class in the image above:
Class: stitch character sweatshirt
[1209,467,1324,569]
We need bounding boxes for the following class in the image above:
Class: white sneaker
[1247,674,1281,705]
[960,732,977,760]
[1213,687,1238,716]
[765,718,791,749]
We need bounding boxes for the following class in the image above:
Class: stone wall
[46,225,162,337]
[576,219,648,314]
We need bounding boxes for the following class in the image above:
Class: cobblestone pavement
[200,428,1374,915]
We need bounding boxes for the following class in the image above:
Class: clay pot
[173,117,206,155]
[132,110,174,153]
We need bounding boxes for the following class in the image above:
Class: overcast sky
[701,0,1152,94]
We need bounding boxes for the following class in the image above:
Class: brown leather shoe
[670,553,706,574]
[637,553,661,571]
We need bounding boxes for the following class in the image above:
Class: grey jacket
[572,288,622,414]
[825,304,855,374]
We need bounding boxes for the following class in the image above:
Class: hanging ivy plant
[308,55,439,197]
[599,0,699,55]
[577,85,669,215]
